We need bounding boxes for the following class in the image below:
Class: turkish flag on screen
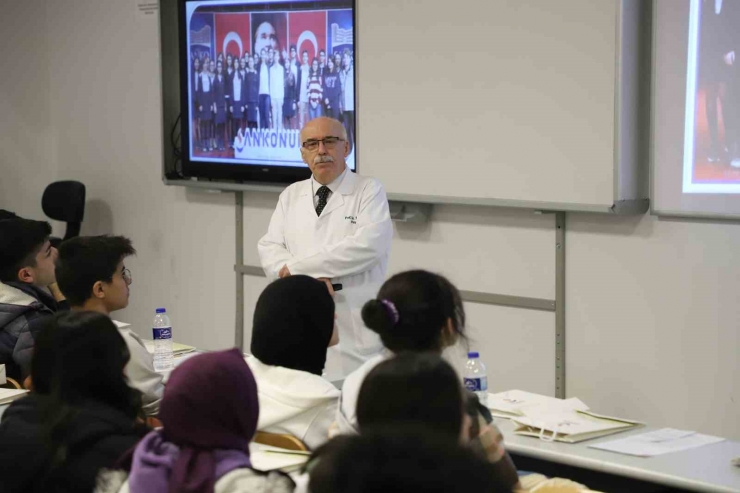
[289,11,327,62]
[215,13,251,60]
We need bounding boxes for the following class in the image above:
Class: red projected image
[691,0,740,185]
[185,2,355,169]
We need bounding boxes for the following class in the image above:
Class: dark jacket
[0,281,68,381]
[0,393,148,493]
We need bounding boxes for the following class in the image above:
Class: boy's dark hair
[356,353,464,442]
[0,218,52,283]
[55,235,135,306]
[308,427,513,493]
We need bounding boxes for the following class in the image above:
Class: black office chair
[42,181,86,248]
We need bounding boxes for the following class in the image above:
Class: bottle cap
[156,308,166,314]
[467,351,479,358]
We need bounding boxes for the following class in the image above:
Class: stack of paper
[249,443,310,472]
[0,388,28,405]
[143,340,197,357]
[488,390,641,443]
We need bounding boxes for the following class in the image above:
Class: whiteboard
[356,0,648,213]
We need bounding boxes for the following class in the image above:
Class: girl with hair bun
[334,270,519,488]
[336,270,467,434]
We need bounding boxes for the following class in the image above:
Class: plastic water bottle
[464,351,488,406]
[152,308,174,372]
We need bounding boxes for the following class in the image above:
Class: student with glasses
[55,235,165,416]
[258,117,393,378]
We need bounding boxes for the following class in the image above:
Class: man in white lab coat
[258,117,393,376]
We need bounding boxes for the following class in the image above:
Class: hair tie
[379,299,399,326]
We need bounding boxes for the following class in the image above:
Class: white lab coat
[257,170,393,376]
[246,355,340,450]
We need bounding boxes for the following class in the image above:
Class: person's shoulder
[112,321,147,349]
[215,468,295,493]
[343,354,386,390]
[351,172,383,187]
[350,173,386,197]
[0,282,41,309]
[280,179,311,199]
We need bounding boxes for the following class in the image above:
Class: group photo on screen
[684,0,740,192]
[185,1,355,169]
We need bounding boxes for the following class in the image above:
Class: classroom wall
[0,1,59,229]
[1,0,738,439]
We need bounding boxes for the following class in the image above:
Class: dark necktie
[316,186,330,216]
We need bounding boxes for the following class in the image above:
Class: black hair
[55,235,135,306]
[361,270,466,353]
[0,209,19,221]
[356,353,464,442]
[308,427,513,493]
[251,276,335,376]
[0,218,52,283]
[32,311,142,415]
[319,49,326,55]
[30,311,145,488]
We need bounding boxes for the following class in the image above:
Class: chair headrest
[42,181,86,223]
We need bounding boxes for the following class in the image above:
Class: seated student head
[308,428,513,493]
[30,310,142,416]
[356,352,469,444]
[55,235,135,314]
[251,275,337,375]
[361,270,466,354]
[119,349,299,493]
[0,311,147,492]
[0,218,57,287]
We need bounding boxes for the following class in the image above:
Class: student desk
[498,418,740,493]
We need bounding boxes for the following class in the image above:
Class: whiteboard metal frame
[158,0,649,399]
[162,0,650,215]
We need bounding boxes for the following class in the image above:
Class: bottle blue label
[153,327,172,340]
[464,377,488,392]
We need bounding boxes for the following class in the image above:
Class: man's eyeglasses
[302,137,344,151]
[122,268,132,285]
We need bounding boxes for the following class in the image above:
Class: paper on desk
[0,388,28,405]
[249,443,310,472]
[487,389,589,419]
[143,340,197,356]
[589,428,725,457]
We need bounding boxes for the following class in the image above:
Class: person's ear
[441,317,458,347]
[92,280,106,299]
[17,267,34,284]
[343,140,350,158]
